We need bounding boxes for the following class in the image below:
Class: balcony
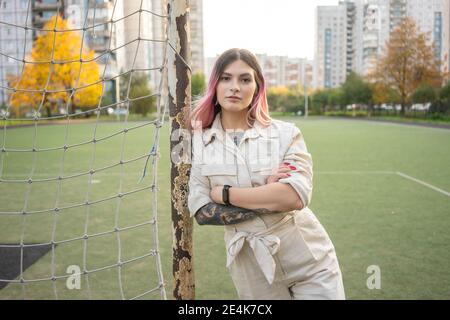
[33,1,63,12]
[89,29,111,38]
[33,16,51,27]
[363,42,378,49]
[89,1,111,9]
[390,7,406,15]
[87,15,111,25]
[90,42,110,52]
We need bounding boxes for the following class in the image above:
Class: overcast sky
[203,0,339,59]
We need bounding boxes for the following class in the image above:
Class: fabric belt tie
[226,214,293,284]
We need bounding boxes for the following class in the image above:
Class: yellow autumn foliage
[8,15,102,117]
[267,86,290,96]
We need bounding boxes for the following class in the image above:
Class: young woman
[187,48,345,300]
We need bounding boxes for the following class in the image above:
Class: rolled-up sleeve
[188,163,212,218]
[187,134,212,218]
[278,125,313,208]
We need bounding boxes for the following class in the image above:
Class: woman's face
[215,59,258,113]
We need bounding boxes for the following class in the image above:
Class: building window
[434,12,442,60]
[324,28,332,88]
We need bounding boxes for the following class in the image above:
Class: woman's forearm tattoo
[195,203,256,225]
[252,208,282,215]
[194,203,281,226]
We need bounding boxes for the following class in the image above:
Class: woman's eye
[220,76,230,81]
[242,78,251,83]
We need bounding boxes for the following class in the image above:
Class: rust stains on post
[168,0,194,300]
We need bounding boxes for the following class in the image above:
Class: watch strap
[222,185,232,206]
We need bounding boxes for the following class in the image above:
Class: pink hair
[186,49,272,131]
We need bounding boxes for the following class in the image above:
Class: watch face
[223,185,230,205]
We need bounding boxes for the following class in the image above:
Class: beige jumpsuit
[188,112,345,300]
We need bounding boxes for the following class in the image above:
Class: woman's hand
[267,162,297,184]
[209,162,299,203]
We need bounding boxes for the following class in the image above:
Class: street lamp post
[303,62,309,119]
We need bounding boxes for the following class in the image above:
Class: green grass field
[0,116,449,299]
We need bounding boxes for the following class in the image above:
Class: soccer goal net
[0,0,191,300]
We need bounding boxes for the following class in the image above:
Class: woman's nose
[230,81,240,92]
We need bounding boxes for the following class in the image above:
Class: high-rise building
[32,0,65,34]
[256,54,287,88]
[67,0,125,104]
[0,0,67,106]
[344,0,365,76]
[206,54,312,89]
[0,0,33,105]
[362,0,448,76]
[0,0,125,106]
[189,0,204,75]
[149,0,166,90]
[444,0,450,74]
[122,1,152,71]
[0,0,204,107]
[407,0,446,63]
[301,59,315,91]
[362,0,390,75]
[389,0,407,30]
[149,0,204,89]
[257,54,313,88]
[314,0,364,89]
[315,0,449,87]
[315,3,351,89]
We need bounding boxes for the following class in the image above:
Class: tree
[372,82,400,105]
[267,86,289,111]
[328,88,345,110]
[369,17,442,115]
[8,15,102,117]
[120,72,155,117]
[430,81,450,115]
[191,72,206,98]
[311,90,330,114]
[280,92,302,114]
[266,86,303,114]
[342,72,372,107]
[412,84,437,104]
[439,81,450,102]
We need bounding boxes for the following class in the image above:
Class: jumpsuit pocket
[249,159,273,186]
[275,217,318,277]
[200,164,237,187]
[251,164,272,176]
[293,210,335,262]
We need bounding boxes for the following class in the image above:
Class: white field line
[3,170,449,198]
[317,170,449,198]
[316,171,395,174]
[396,171,450,198]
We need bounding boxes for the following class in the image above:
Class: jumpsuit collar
[202,111,277,146]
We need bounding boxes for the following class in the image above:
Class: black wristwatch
[222,185,232,206]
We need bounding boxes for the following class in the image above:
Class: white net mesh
[0,0,180,300]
